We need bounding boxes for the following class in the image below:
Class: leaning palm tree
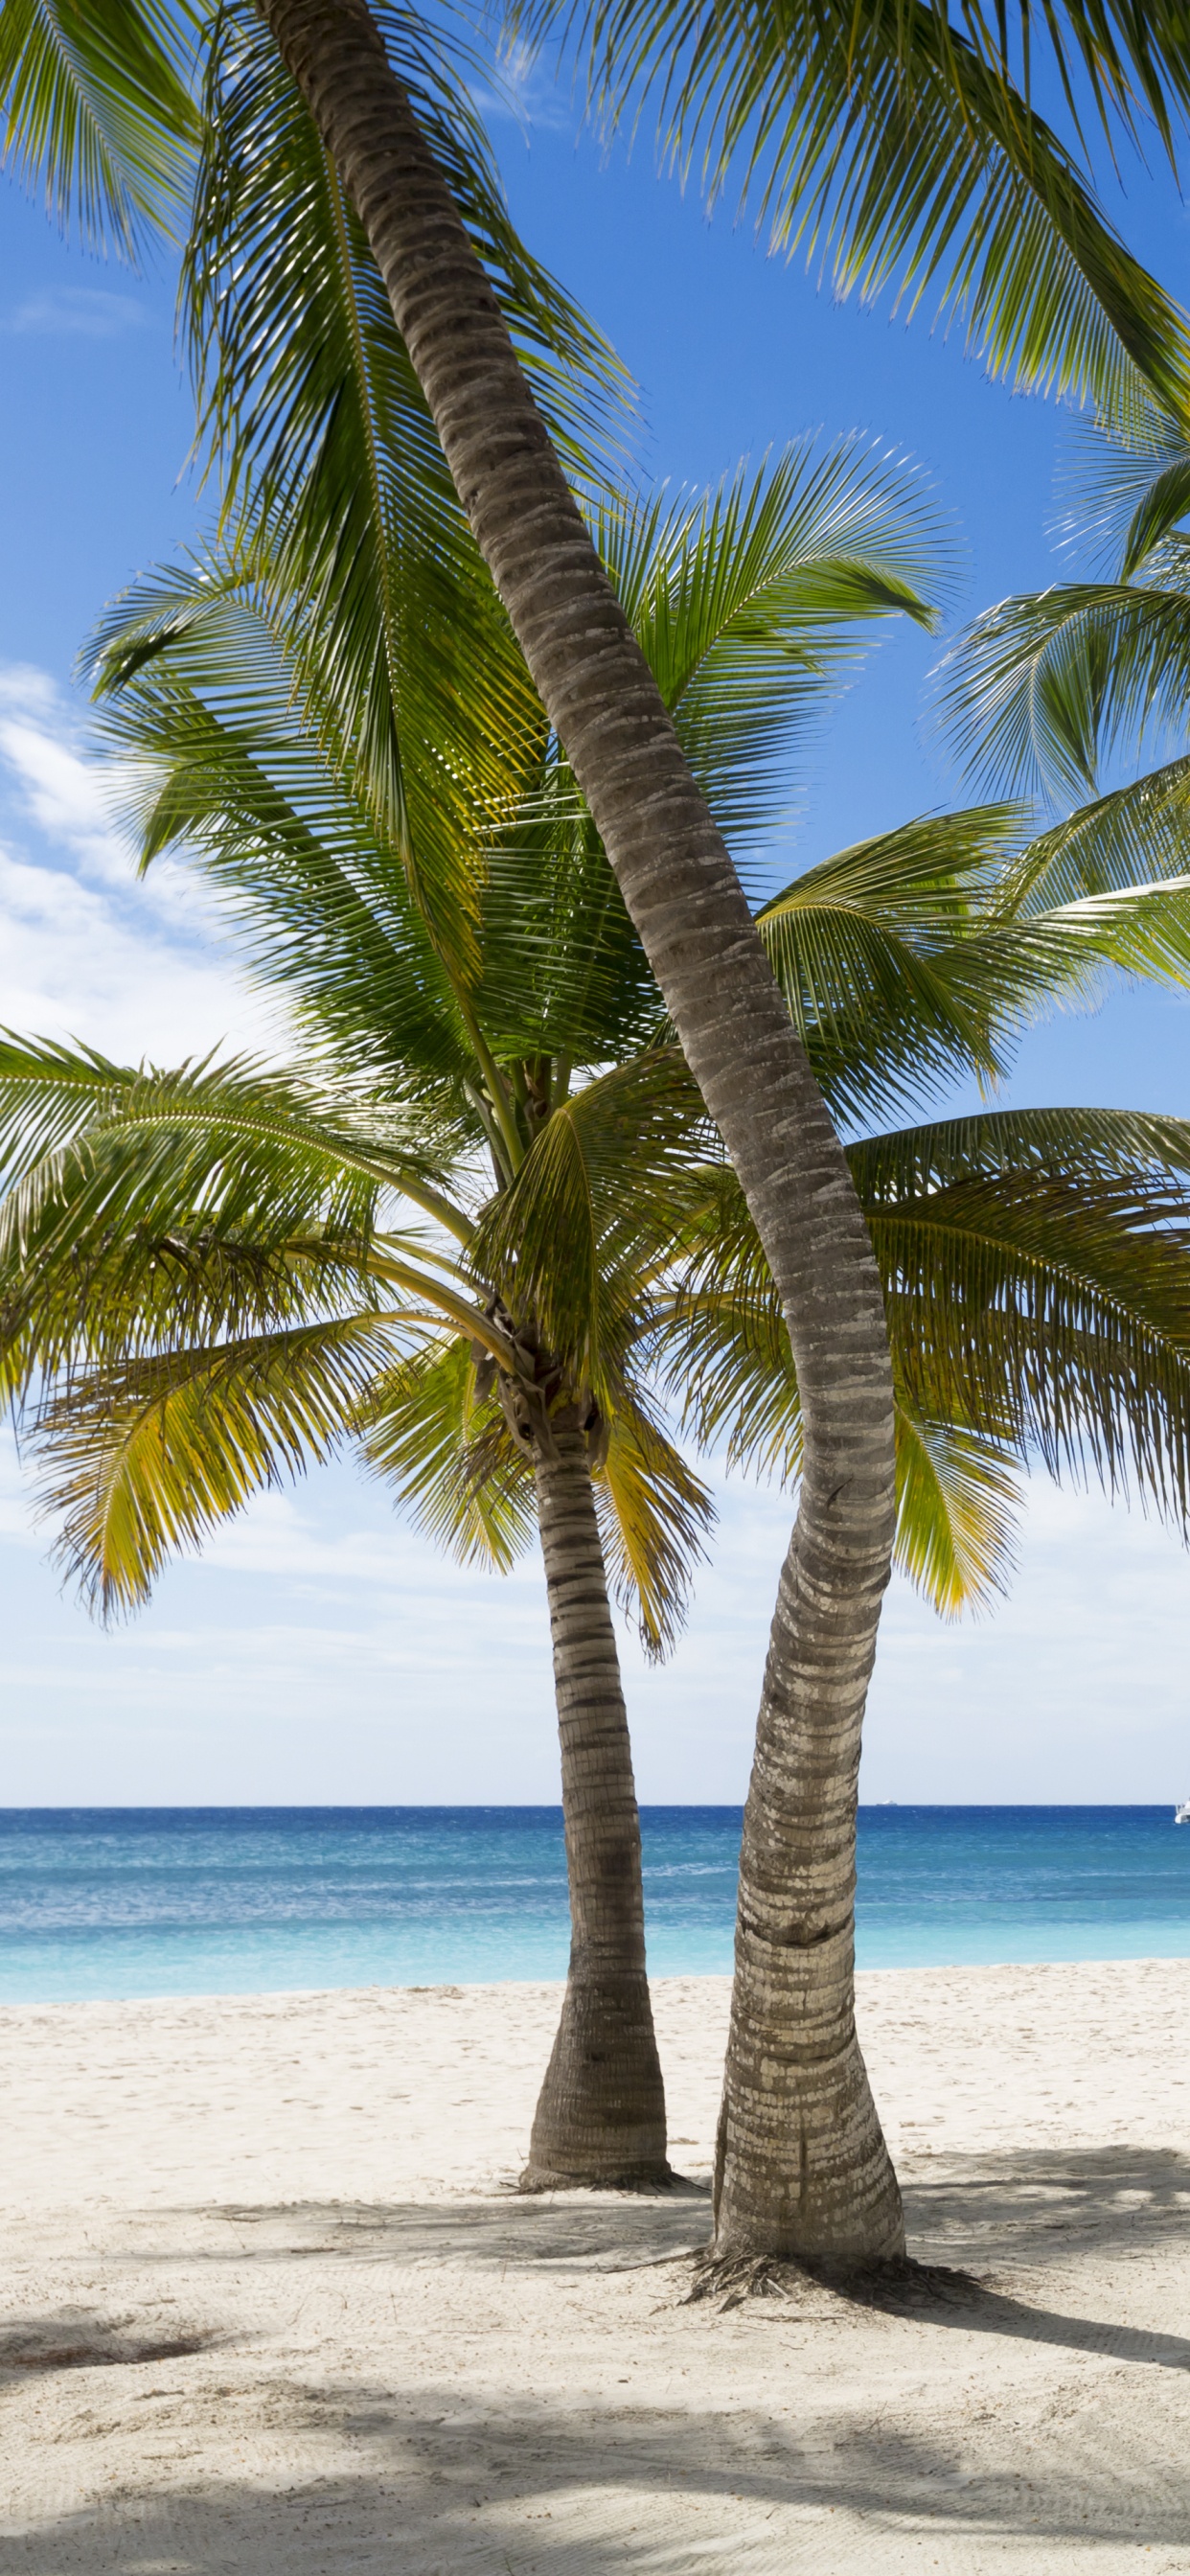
[0,436,945,2188]
[175,18,1190,2272]
[10,0,1190,2266]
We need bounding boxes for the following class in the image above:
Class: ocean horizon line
[0,1799,1181,1816]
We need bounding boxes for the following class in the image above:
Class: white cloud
[0,663,282,1064]
[6,287,149,339]
[196,1487,543,1597]
[3,1417,1190,1801]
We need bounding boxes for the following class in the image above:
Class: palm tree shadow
[815,2256,1190,2373]
[7,2147,1190,2570]
[3,2367,1189,2571]
[185,2136,1190,2374]
[903,2140,1190,2269]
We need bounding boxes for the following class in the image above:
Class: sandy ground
[2,1960,1189,2573]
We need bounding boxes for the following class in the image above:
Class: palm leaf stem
[364,1248,514,1363]
[458,1000,523,1176]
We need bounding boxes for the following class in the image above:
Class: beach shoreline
[3,1960,1189,2569]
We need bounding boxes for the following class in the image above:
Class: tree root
[682,2248,984,2314]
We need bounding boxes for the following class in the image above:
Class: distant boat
[1177,1801,1190,1825]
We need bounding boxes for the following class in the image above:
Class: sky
[2,35,1190,1806]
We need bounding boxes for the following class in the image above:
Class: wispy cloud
[6,287,149,340]
[469,38,577,137]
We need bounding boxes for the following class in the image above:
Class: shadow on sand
[4,2144,1189,2571]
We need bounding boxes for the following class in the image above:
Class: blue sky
[2,46,1190,1804]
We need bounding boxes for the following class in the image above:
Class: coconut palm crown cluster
[7,0,1190,2269]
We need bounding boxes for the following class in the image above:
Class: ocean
[0,1806,1188,2003]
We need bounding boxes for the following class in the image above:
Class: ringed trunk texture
[259,0,901,2260]
[710,1548,904,2264]
[523,1417,669,2188]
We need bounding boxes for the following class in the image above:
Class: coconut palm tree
[10,0,1190,2266]
[0,1037,707,2186]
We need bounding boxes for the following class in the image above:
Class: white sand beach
[2,1959,1189,2571]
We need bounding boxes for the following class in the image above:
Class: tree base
[523,1969,670,2192]
[684,2248,982,2313]
[516,2160,675,2195]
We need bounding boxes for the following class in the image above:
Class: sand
[2,1959,1189,2572]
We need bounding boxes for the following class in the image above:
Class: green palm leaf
[33,1311,414,1614]
[362,1333,538,1573]
[595,1390,714,1658]
[938,575,1190,798]
[185,0,629,518]
[0,1039,485,1401]
[88,544,532,1018]
[653,1107,1190,1610]
[0,0,197,255]
[1060,402,1190,579]
[863,1110,1190,1516]
[892,1402,1022,1618]
[471,1050,707,1401]
[756,807,1022,1116]
[473,782,659,1069]
[527,0,1190,422]
[987,756,1190,912]
[598,442,943,857]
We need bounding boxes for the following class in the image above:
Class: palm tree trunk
[710,1551,904,2265]
[260,0,901,2261]
[523,1415,669,2188]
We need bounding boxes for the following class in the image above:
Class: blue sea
[1,1806,1188,2003]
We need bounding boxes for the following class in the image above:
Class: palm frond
[595,1389,714,1659]
[938,577,1190,799]
[362,1332,538,1572]
[0,0,197,256]
[471,1050,707,1398]
[177,15,548,951]
[530,0,1190,422]
[892,1401,1022,1617]
[474,769,659,1066]
[597,442,943,857]
[991,756,1190,912]
[87,561,495,1078]
[858,1109,1190,1521]
[0,1038,479,1395]
[953,876,1190,1036]
[1058,403,1190,577]
[650,1213,1021,1616]
[32,1311,410,1615]
[185,0,629,517]
[654,1108,1190,1592]
[756,807,1024,1116]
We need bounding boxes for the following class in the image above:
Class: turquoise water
[1,1806,1188,2002]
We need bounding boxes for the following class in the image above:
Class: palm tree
[0,1038,704,2186]
[0,438,944,2188]
[9,0,1190,2266]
